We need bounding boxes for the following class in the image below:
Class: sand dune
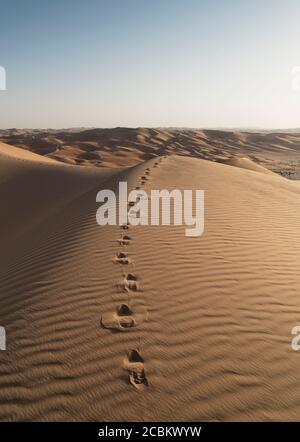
[0,143,300,421]
[0,142,118,244]
[1,128,300,179]
[0,141,58,164]
[220,157,276,175]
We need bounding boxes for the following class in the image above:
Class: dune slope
[0,149,300,421]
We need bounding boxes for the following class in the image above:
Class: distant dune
[1,127,300,179]
[0,141,300,421]
[220,157,276,175]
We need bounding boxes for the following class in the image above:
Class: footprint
[136,192,148,200]
[118,303,133,316]
[128,349,144,363]
[101,304,135,331]
[124,349,148,390]
[113,252,131,265]
[129,367,148,390]
[118,317,135,329]
[118,273,139,292]
[121,223,129,230]
[128,192,146,207]
[118,235,131,246]
[124,273,139,291]
[101,304,148,332]
[140,176,148,181]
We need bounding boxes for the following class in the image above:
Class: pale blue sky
[0,0,300,128]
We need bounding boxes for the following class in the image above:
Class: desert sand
[1,128,300,178]
[0,135,300,421]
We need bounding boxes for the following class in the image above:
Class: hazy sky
[0,0,300,129]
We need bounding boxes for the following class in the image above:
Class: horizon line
[1,126,300,132]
